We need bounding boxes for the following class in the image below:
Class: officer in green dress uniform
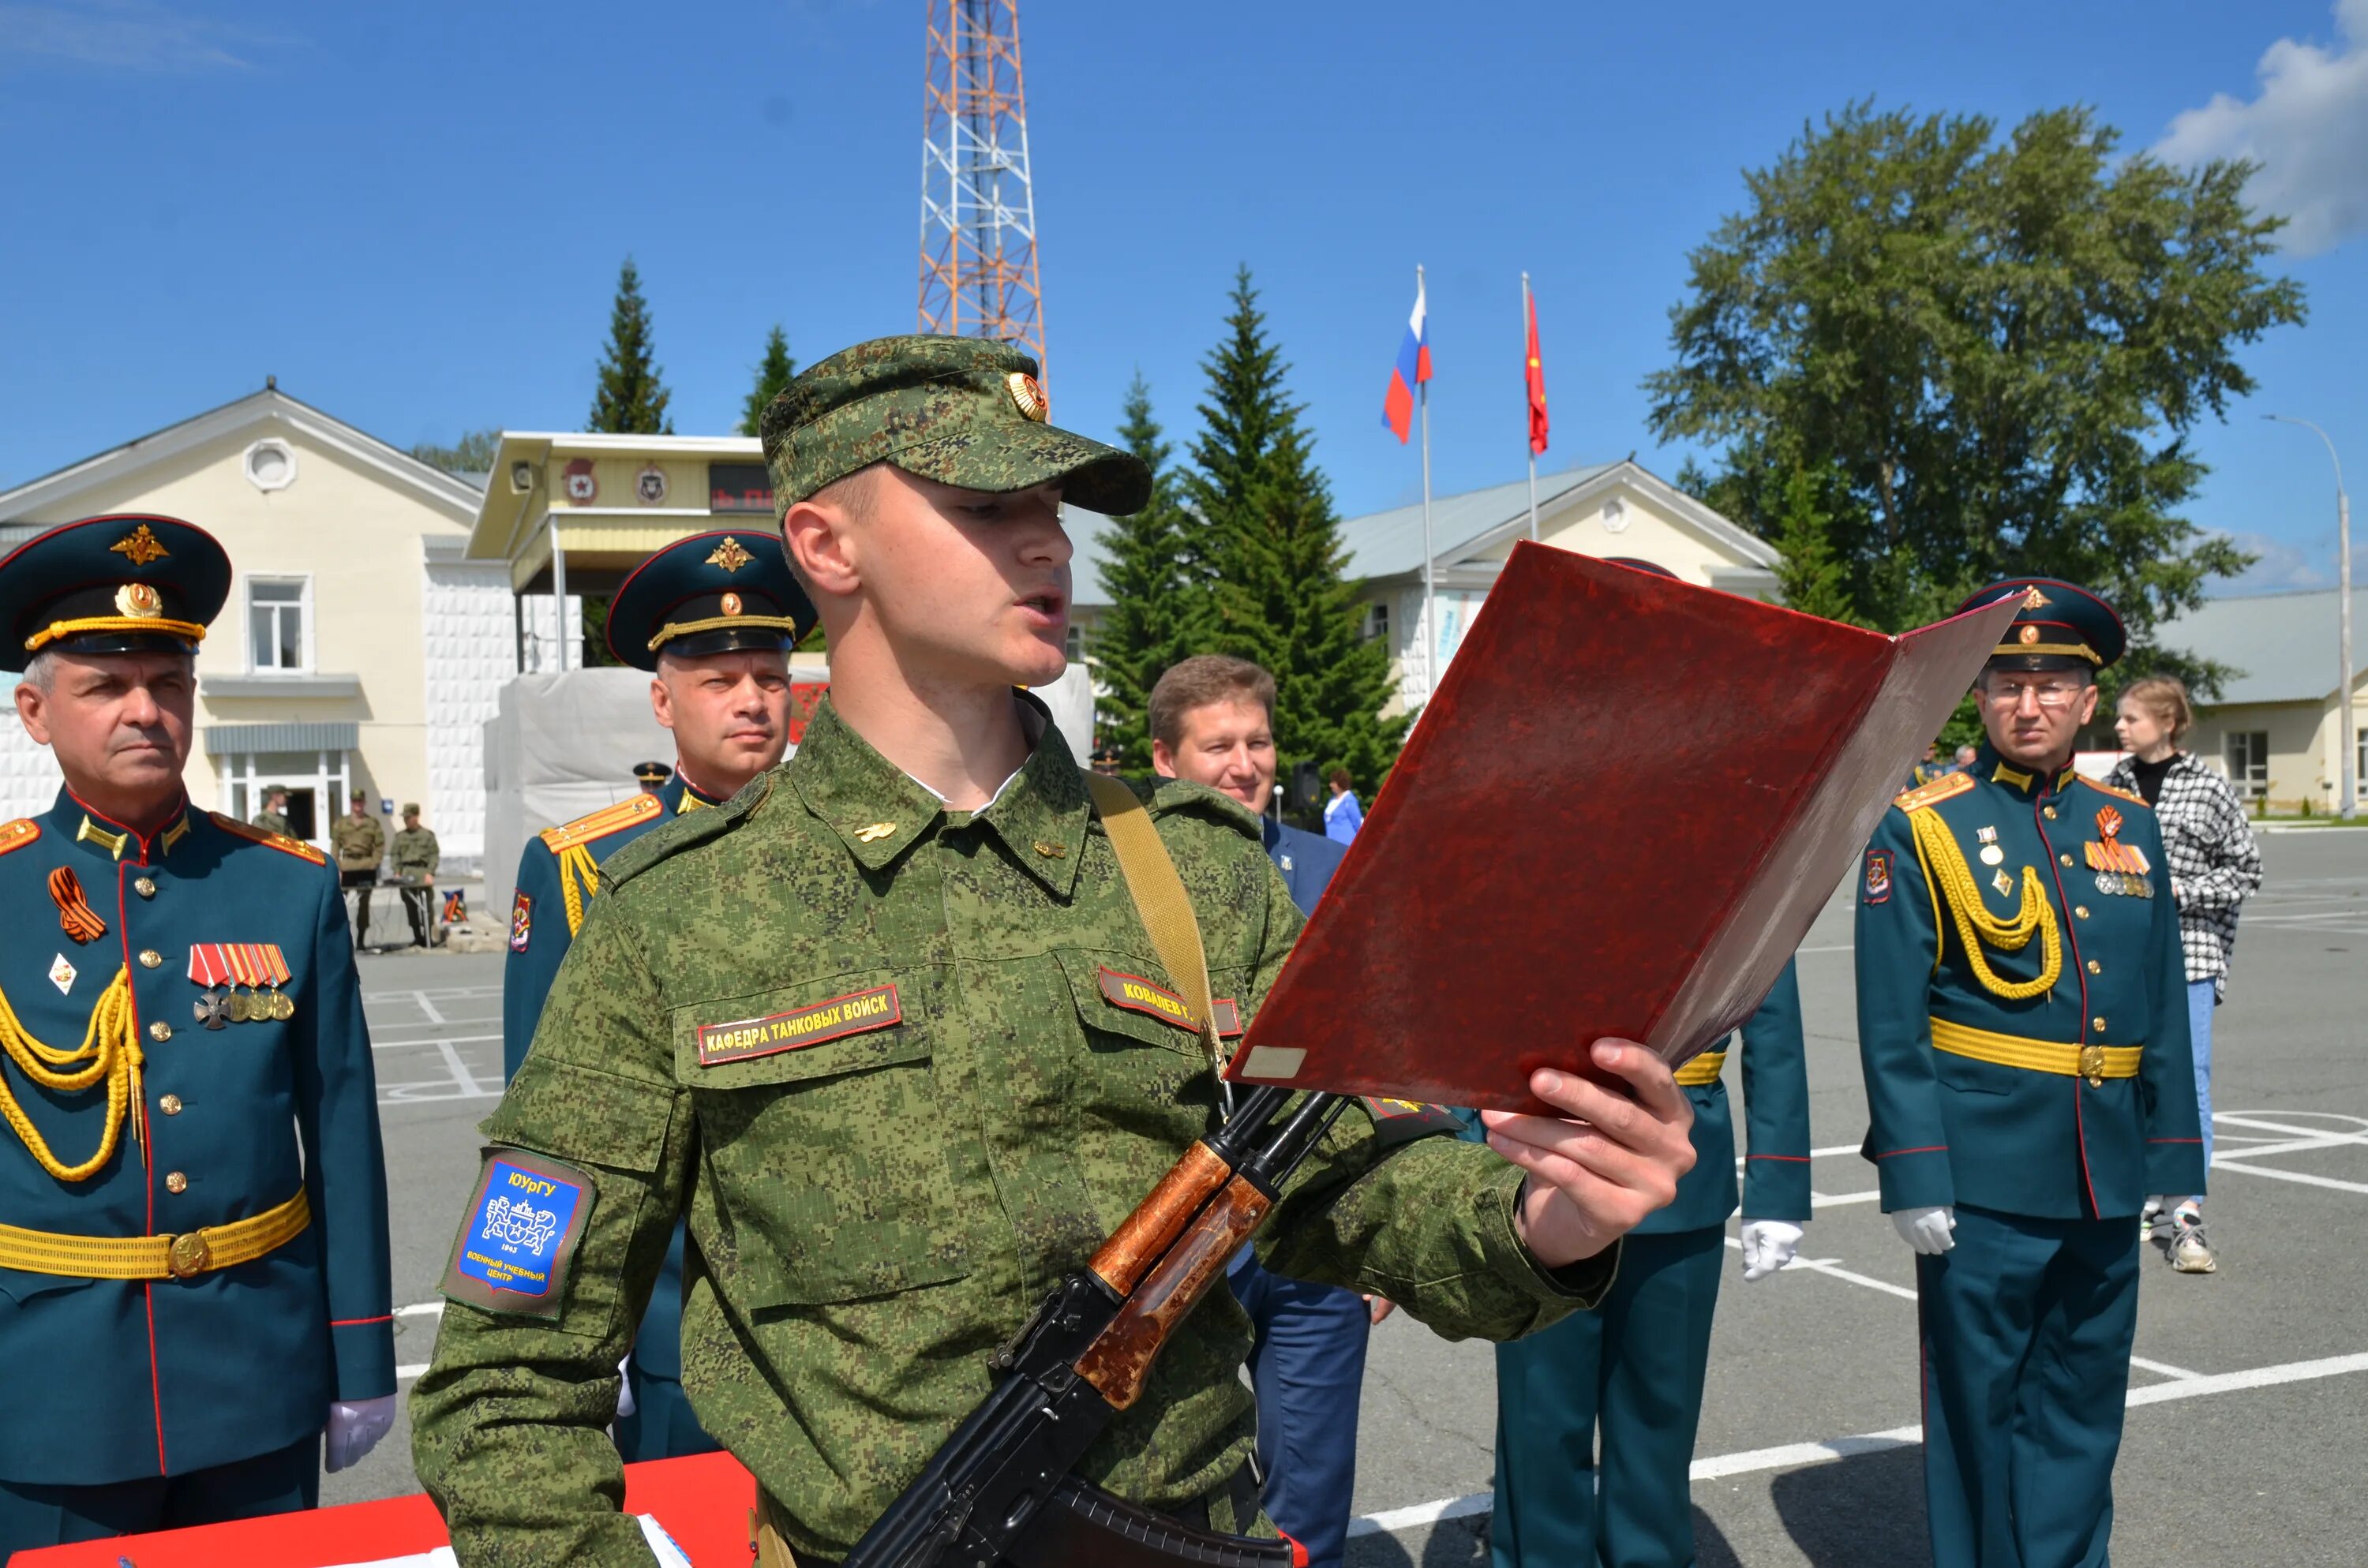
[1857,577,2203,1568]
[392,805,440,949]
[500,527,816,1464]
[0,515,395,1554]
[252,786,292,838]
[414,335,1699,1567]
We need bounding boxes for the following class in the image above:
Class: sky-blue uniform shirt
[0,789,392,1486]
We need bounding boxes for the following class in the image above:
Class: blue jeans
[1227,1246,1369,1568]
[2187,979,2216,1177]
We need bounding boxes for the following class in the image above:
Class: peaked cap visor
[761,333,1152,517]
[0,514,230,674]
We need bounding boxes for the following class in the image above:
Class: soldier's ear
[13,681,51,747]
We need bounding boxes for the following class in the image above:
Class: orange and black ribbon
[47,866,107,944]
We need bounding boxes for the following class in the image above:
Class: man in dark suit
[1148,653,1361,1568]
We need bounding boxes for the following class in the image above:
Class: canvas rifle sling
[1081,773,1220,1065]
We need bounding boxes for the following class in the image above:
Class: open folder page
[1223,542,2019,1113]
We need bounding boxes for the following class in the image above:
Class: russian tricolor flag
[1382,275,1431,443]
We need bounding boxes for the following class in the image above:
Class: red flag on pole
[1524,287,1549,456]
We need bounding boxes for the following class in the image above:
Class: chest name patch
[440,1151,594,1319]
[697,985,901,1065]
[1095,966,1243,1038]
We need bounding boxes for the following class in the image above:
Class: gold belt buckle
[167,1230,211,1279]
[2078,1045,2107,1087]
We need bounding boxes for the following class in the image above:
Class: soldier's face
[1152,697,1277,814]
[13,650,193,804]
[652,649,792,782]
[800,466,1073,691]
[1978,668,2099,769]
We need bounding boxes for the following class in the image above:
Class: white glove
[1892,1205,1957,1255]
[615,1354,637,1420]
[1738,1218,1804,1282]
[324,1394,397,1473]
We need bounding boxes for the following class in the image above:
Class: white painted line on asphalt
[397,1301,444,1319]
[411,989,448,1026]
[2214,1110,2368,1143]
[1722,1238,1917,1300]
[1809,1144,1863,1158]
[373,1032,500,1051]
[2206,1158,2368,1196]
[398,1362,429,1382]
[1797,943,1854,954]
[1810,1189,1883,1209]
[1347,1350,2368,1536]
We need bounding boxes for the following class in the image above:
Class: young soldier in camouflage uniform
[392,804,440,949]
[411,337,1696,1567]
[251,785,292,838]
[330,791,384,947]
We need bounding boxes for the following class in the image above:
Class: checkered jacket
[2104,751,2263,993]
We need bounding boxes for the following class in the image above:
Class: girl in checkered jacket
[2109,675,2264,1274]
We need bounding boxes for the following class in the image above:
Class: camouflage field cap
[759,335,1151,517]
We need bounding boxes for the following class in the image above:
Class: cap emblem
[109,525,170,567]
[114,583,164,619]
[2018,624,2040,644]
[706,536,755,574]
[719,592,743,616]
[1006,372,1049,423]
[2021,586,2050,610]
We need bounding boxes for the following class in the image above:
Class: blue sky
[3,0,2362,595]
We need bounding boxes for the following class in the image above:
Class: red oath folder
[1223,543,2018,1113]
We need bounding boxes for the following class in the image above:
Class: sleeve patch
[509,890,533,952]
[1864,849,1893,904]
[440,1149,595,1319]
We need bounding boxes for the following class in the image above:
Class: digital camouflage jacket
[412,697,1612,1566]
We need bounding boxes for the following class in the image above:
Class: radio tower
[919,0,1046,369]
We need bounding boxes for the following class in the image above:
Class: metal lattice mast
[919,0,1045,369]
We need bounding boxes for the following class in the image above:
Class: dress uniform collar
[789,691,1089,896]
[1976,744,2081,801]
[57,785,192,863]
[663,769,729,815]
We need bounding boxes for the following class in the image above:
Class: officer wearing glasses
[1854,577,2203,1568]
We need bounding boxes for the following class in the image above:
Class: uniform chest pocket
[1054,949,1236,1060]
[673,968,973,1305]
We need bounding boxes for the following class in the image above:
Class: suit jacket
[1261,818,1346,917]
[1855,746,2205,1219]
[0,789,392,1484]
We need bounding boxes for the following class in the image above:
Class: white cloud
[2217,530,2338,593]
[2155,0,2368,256]
[0,2,260,72]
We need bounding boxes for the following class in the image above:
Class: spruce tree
[1770,462,1859,625]
[587,257,673,434]
[739,325,796,437]
[1092,374,1212,769]
[1185,268,1404,795]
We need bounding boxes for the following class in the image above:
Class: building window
[248,578,311,672]
[1062,623,1084,662]
[2224,731,2269,800]
[1362,602,1389,643]
[242,438,297,492]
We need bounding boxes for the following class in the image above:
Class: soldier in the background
[0,515,394,1553]
[252,785,292,837]
[330,790,384,948]
[631,760,671,794]
[392,804,440,949]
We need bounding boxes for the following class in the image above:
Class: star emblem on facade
[110,524,170,566]
[706,536,755,574]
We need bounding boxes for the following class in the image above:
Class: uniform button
[2075,906,2089,919]
[138,949,163,969]
[2059,853,2074,867]
[2086,960,2101,975]
[2044,806,2058,819]
[148,1020,173,1042]
[134,878,157,899]
[2092,1016,2108,1032]
[159,1094,183,1115]
[163,1171,187,1195]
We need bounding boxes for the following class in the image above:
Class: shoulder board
[605,776,770,889]
[2078,777,2150,809]
[538,791,664,853]
[0,818,39,857]
[1894,772,1975,812]
[208,812,328,864]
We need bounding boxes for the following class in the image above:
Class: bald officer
[1857,578,2203,1568]
[0,516,393,1553]
[501,528,815,1463]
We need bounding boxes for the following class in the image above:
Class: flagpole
[1523,271,1539,542]
[1418,264,1437,707]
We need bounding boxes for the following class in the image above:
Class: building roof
[0,385,485,525]
[1068,461,1777,607]
[2159,586,2368,705]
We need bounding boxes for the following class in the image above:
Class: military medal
[1976,825,2004,866]
[193,989,230,1030]
[189,944,294,1024]
[1991,868,2014,896]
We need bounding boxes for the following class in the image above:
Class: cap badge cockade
[719,592,743,616]
[114,583,164,619]
[2018,624,2041,644]
[110,524,170,567]
[1006,372,1049,423]
[706,536,755,574]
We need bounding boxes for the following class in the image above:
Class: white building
[2152,586,2367,814]
[0,386,512,866]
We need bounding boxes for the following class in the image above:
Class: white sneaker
[2168,1211,2216,1274]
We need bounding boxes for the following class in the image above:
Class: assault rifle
[843,1083,1345,1568]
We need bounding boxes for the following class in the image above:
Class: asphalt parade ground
[341,829,2368,1565]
